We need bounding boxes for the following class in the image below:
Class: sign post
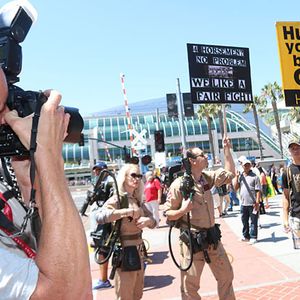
[176,78,187,155]
[276,22,300,106]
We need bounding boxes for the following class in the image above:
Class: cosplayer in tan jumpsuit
[164,137,236,300]
[95,164,156,300]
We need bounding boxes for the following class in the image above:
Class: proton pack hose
[168,157,195,272]
[168,192,194,271]
[91,169,122,265]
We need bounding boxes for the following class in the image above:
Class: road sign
[187,43,253,104]
[131,129,147,150]
[276,22,300,106]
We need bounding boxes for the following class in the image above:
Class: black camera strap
[28,100,43,202]
[10,97,44,239]
[24,98,44,236]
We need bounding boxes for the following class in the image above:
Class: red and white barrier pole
[120,73,136,156]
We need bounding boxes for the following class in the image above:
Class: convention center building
[63,97,283,180]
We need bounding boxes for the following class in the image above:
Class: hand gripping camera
[0,0,84,157]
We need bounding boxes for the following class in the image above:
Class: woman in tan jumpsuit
[95,163,156,300]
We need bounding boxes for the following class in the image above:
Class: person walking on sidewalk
[233,159,261,244]
[144,170,162,227]
[89,162,114,290]
[269,165,282,194]
[258,166,269,209]
[217,183,231,216]
[282,138,300,249]
[164,137,236,300]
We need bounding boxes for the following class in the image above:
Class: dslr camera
[0,1,84,157]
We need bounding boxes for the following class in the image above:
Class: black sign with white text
[187,43,253,104]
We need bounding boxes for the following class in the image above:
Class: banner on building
[166,93,178,117]
[182,93,195,117]
[187,43,253,104]
[276,22,300,106]
[166,93,194,117]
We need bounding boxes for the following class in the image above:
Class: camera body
[0,3,84,157]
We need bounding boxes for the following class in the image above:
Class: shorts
[262,185,268,198]
[290,216,300,249]
[212,193,220,208]
[290,216,300,236]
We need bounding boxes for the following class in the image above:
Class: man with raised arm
[164,137,236,300]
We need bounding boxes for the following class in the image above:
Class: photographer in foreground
[164,137,236,300]
[0,69,92,299]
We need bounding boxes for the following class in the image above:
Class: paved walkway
[88,195,300,299]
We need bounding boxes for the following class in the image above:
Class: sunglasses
[193,153,205,159]
[130,173,143,179]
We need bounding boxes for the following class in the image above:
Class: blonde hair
[145,171,153,181]
[116,164,144,203]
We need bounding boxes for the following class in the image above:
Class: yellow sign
[276,22,300,106]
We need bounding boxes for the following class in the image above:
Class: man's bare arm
[223,137,235,176]
[6,91,92,300]
[282,188,290,228]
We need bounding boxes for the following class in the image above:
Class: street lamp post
[245,138,250,157]
[87,137,129,164]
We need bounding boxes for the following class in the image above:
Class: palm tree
[289,107,300,122]
[217,104,231,138]
[217,108,225,137]
[197,104,219,164]
[243,96,265,160]
[260,82,284,158]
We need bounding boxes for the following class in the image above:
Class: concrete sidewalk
[90,195,300,299]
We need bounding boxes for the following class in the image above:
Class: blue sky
[1,0,299,116]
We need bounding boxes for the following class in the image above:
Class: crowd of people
[1,1,299,300]
[2,103,293,300]
[86,140,297,300]
[1,86,296,300]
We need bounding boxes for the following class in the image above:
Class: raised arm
[223,136,235,176]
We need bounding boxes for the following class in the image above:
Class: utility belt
[180,224,222,263]
[120,232,142,241]
[109,233,143,280]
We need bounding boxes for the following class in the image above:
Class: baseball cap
[242,159,252,166]
[288,137,300,148]
[93,162,107,170]
[237,155,247,164]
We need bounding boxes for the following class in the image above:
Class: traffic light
[154,130,165,152]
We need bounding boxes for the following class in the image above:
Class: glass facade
[63,110,279,163]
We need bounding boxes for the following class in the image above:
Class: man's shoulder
[248,170,258,178]
[289,163,300,172]
[169,177,182,189]
[153,177,161,184]
[0,242,39,299]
